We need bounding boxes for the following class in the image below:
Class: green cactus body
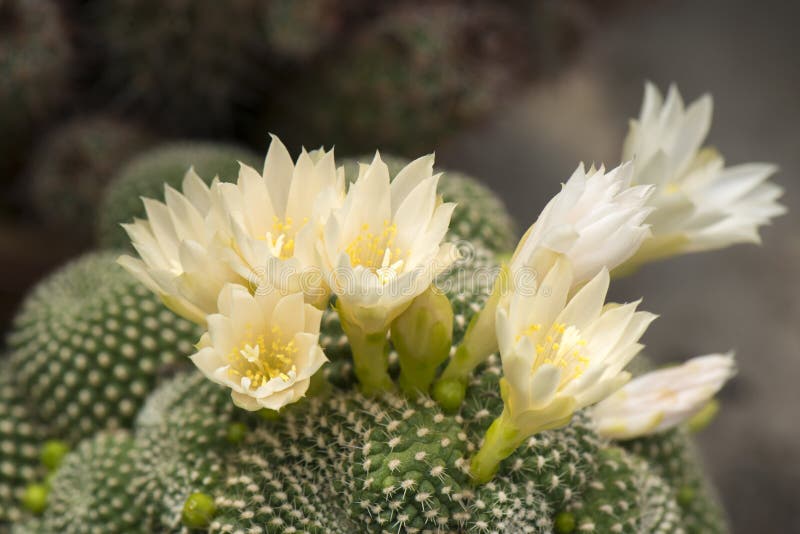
[0,359,45,524]
[29,432,146,534]
[0,0,71,181]
[28,116,153,236]
[625,430,728,534]
[96,142,260,249]
[5,252,201,444]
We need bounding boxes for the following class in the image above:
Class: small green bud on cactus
[39,440,69,471]
[432,377,467,414]
[21,483,48,515]
[392,286,454,396]
[182,492,217,529]
[554,511,577,533]
[225,423,247,445]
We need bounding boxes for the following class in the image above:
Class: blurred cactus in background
[28,116,153,238]
[87,0,273,133]
[0,0,71,183]
[96,142,259,249]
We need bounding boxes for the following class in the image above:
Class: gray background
[439,0,800,531]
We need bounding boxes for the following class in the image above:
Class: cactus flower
[319,152,457,394]
[190,284,327,411]
[436,163,652,411]
[470,255,656,483]
[592,353,736,440]
[118,135,344,324]
[620,83,785,269]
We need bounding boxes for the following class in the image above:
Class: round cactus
[261,1,529,155]
[24,432,146,534]
[89,0,271,132]
[5,252,202,445]
[0,358,45,524]
[26,356,728,533]
[0,0,72,181]
[28,115,153,237]
[96,142,260,249]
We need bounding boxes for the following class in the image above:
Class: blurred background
[0,0,797,531]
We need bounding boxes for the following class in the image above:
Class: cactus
[261,1,530,155]
[0,0,72,181]
[28,116,153,237]
[5,252,201,445]
[89,0,271,132]
[96,142,260,249]
[0,358,45,524]
[17,354,726,533]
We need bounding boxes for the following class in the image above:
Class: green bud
[392,287,453,397]
[21,483,49,515]
[40,439,70,471]
[554,511,576,533]
[182,492,217,529]
[226,422,248,444]
[687,399,720,433]
[259,408,281,421]
[677,485,696,506]
[432,377,466,414]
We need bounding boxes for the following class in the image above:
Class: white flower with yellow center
[621,83,785,268]
[434,163,652,411]
[216,136,344,307]
[118,169,243,325]
[470,255,656,483]
[319,152,457,393]
[190,284,327,411]
[118,136,344,323]
[592,353,735,440]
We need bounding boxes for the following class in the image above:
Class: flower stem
[470,409,524,485]
[434,291,500,411]
[346,327,394,395]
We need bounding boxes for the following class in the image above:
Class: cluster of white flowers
[122,84,782,483]
[121,136,458,408]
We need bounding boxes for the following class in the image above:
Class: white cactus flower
[118,136,344,324]
[190,284,327,411]
[592,353,736,440]
[509,162,653,288]
[217,136,345,307]
[495,255,657,435]
[470,254,656,483]
[117,168,242,325]
[622,83,785,266]
[320,152,457,333]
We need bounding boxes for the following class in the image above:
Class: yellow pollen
[345,220,406,284]
[529,323,590,388]
[226,325,297,390]
[261,215,308,259]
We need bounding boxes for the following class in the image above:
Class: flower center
[226,325,298,390]
[345,221,406,284]
[263,215,308,260]
[527,322,589,387]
